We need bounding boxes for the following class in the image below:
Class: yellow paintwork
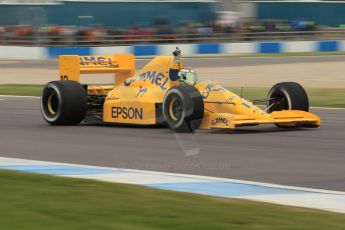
[103,56,177,124]
[193,82,320,129]
[58,54,321,129]
[59,54,135,86]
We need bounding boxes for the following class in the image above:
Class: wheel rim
[47,93,57,115]
[168,96,183,121]
[44,89,60,117]
[272,95,288,111]
[268,89,291,112]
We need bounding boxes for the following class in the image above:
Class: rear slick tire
[41,80,87,125]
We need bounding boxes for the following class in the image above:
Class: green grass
[0,170,344,230]
[228,87,345,108]
[0,84,43,96]
[0,84,344,108]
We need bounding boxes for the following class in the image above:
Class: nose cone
[195,81,271,119]
[233,97,271,119]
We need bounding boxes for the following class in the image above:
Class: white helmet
[178,67,198,83]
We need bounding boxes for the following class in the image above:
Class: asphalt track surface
[0,96,344,191]
[2,55,345,69]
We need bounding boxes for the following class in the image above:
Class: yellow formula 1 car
[41,48,320,132]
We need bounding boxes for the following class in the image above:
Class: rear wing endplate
[59,54,135,86]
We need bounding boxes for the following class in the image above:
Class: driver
[178,67,198,83]
[169,47,182,82]
[169,47,198,84]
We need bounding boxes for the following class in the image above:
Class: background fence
[2,30,345,47]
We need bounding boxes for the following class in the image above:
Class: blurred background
[1,0,345,47]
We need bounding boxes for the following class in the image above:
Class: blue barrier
[197,43,220,54]
[132,45,157,56]
[259,42,282,53]
[318,41,339,52]
[8,40,344,60]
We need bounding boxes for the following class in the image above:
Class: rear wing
[59,54,135,86]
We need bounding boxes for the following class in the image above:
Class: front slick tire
[41,80,87,125]
[267,82,309,113]
[267,82,310,128]
[163,85,204,133]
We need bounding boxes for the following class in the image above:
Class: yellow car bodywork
[59,54,320,129]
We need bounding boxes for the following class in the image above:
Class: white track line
[0,156,344,195]
[311,106,345,110]
[1,156,344,213]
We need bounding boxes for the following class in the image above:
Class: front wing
[199,110,320,129]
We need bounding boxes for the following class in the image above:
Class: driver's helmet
[178,67,198,83]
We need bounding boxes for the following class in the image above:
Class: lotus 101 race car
[41,48,320,132]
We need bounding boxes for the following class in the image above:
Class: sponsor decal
[60,75,68,80]
[225,96,236,104]
[202,83,225,99]
[212,88,226,92]
[242,102,251,109]
[139,71,169,90]
[111,107,143,120]
[136,87,148,97]
[124,78,136,86]
[79,56,118,66]
[211,117,229,126]
[124,71,169,90]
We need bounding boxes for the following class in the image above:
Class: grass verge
[0,84,43,96]
[228,87,345,108]
[0,170,344,230]
[1,84,344,108]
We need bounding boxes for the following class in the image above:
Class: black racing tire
[163,85,204,133]
[41,80,87,125]
[267,82,309,113]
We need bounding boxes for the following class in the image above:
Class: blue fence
[50,40,345,58]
